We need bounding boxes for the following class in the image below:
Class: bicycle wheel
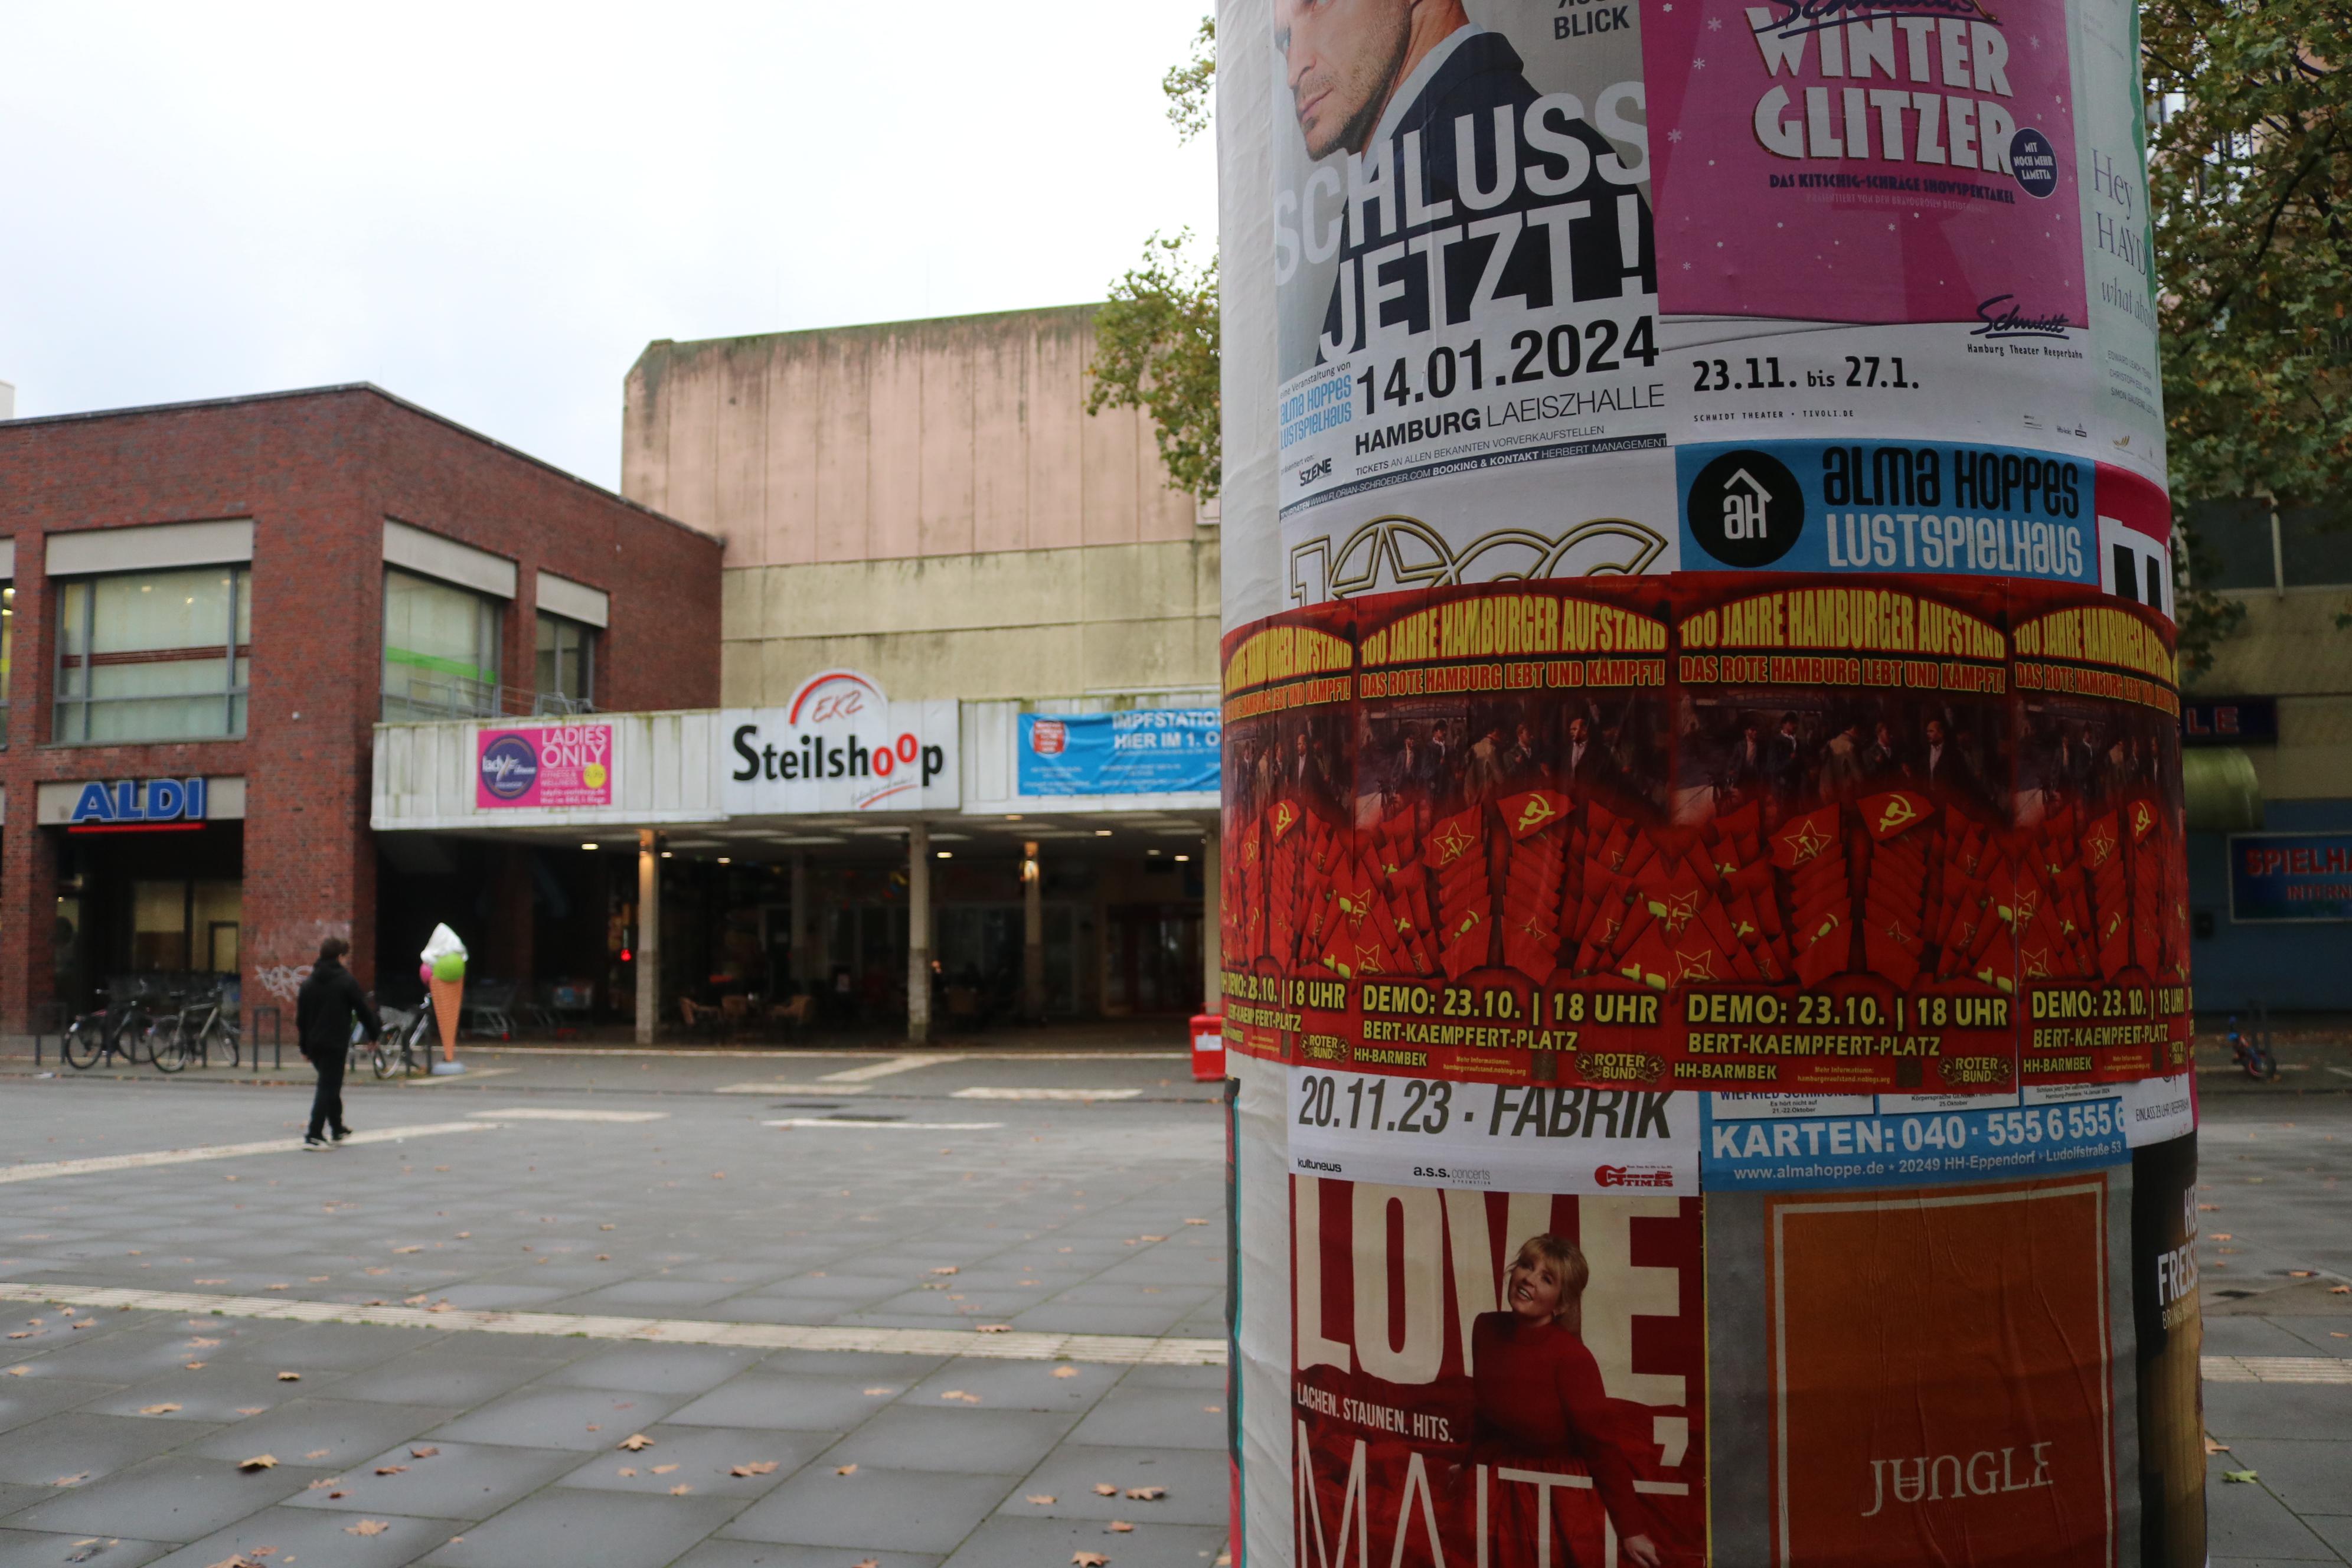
[119,1014,154,1066]
[61,1020,102,1071]
[152,1027,191,1074]
[373,1043,395,1079]
[207,1020,240,1069]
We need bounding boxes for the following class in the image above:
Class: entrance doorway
[1103,902,1203,1015]
[54,821,244,1010]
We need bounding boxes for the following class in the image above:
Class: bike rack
[27,1002,67,1067]
[251,1005,284,1071]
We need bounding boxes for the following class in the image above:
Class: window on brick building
[534,611,596,715]
[53,567,250,743]
[0,583,14,747]
[383,569,502,720]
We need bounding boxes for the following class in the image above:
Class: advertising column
[1224,0,2194,1562]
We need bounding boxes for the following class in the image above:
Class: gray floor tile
[0,1383,115,1439]
[819,1406,1075,1476]
[0,1530,174,1567]
[280,1439,579,1521]
[545,1345,763,1395]
[941,1514,1227,1568]
[326,1348,570,1407]
[2207,1383,2352,1443]
[79,1369,316,1426]
[900,1359,1121,1416]
[146,1503,455,1567]
[665,1374,893,1432]
[0,1415,213,1489]
[555,1426,831,1498]
[421,1488,744,1568]
[671,1544,940,1568]
[1063,1385,1225,1450]
[5,1452,325,1541]
[207,1321,428,1371]
[2209,1460,2344,1562]
[423,1387,689,1452]
[1001,1444,1227,1526]
[187,1397,460,1468]
[721,1465,1011,1551]
[2215,1440,2352,1530]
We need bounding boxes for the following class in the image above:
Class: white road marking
[2201,1355,2352,1384]
[0,1123,499,1184]
[466,1109,667,1123]
[820,1055,961,1083]
[763,1118,1004,1131]
[2328,1066,2352,1080]
[397,1067,521,1084]
[0,1282,1223,1366]
[951,1087,1143,1102]
[713,1083,873,1096]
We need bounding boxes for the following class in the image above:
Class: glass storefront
[54,821,243,1010]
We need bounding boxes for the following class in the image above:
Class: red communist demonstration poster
[1229,0,2197,1559]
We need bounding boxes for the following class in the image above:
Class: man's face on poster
[1926,720,1948,747]
[1568,718,1590,746]
[1275,0,1415,161]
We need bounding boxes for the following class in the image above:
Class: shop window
[383,569,502,720]
[53,567,250,743]
[534,611,597,714]
[129,878,241,975]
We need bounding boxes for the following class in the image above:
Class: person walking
[296,936,380,1150]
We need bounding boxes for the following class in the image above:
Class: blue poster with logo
[2229,832,2352,922]
[1017,710,1220,797]
[1701,1093,2129,1191]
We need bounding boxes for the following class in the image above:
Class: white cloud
[0,1,1219,488]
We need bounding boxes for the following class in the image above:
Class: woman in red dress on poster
[1470,1234,1663,1568]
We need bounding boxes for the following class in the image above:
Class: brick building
[0,384,720,1032]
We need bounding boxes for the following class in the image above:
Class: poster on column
[1759,1175,2126,1567]
[1272,0,1677,604]
[1292,1175,1705,1568]
[2007,584,2190,1090]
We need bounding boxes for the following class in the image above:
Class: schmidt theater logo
[478,734,540,800]
[723,669,956,814]
[1688,449,1805,567]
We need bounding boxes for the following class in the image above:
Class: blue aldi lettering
[69,778,208,825]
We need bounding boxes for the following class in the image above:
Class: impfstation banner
[1227,0,2198,1562]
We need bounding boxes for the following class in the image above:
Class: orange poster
[1765,1178,2116,1567]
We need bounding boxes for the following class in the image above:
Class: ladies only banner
[1235,1,2196,1562]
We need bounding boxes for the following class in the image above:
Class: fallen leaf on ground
[1073,1553,1109,1567]
[263,1284,289,1292]
[976,1324,1011,1334]
[1052,1367,1079,1378]
[305,1449,330,1460]
[1126,1486,1167,1500]
[2333,1286,2351,1295]
[3,1367,25,1377]
[1108,1521,1136,1533]
[53,1473,88,1487]
[863,1387,893,1396]
[345,1520,391,1536]
[275,1371,301,1381]
[651,1464,679,1475]
[2291,1270,2316,1278]
[2204,1437,2230,1454]
[669,1482,694,1494]
[1027,1493,1057,1504]
[238,1455,277,1471]
[187,1337,221,1347]
[374,1465,407,1476]
[932,1266,958,1275]
[185,1361,207,1370]
[1184,1217,1209,1225]
[596,1254,612,1262]
[410,1446,439,1458]
[2222,1469,2259,1483]
[1138,1234,1167,1242]
[426,1304,452,1314]
[236,1407,266,1415]
[618,1434,654,1451]
[730,1462,779,1476]
[618,1467,638,1477]
[1094,1483,1119,1495]
[600,1223,615,1230]
[139,1403,182,1415]
[835,1464,857,1475]
[2210,1233,2233,1242]
[940,1390,981,1403]
[852,1560,879,1568]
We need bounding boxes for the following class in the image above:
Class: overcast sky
[0,3,1219,490]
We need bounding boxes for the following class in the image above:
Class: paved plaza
[0,1035,2344,1566]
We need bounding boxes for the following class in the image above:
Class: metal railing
[383,675,597,723]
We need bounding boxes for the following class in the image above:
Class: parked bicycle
[152,991,242,1074]
[370,998,437,1079]
[62,991,161,1072]
[2223,1013,2280,1082]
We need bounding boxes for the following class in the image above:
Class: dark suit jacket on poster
[1319,30,1652,360]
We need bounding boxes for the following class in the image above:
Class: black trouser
[306,1046,347,1139]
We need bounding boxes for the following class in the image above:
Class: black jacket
[296,957,381,1058]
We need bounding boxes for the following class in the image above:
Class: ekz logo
[1298,456,1334,487]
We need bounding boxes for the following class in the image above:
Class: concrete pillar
[635,829,659,1046]
[1022,840,1044,1021]
[1200,821,1221,1015]
[907,822,931,1045]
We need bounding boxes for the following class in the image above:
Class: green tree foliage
[2146,0,2351,667]
[1091,18,1221,502]
[1089,231,1222,502]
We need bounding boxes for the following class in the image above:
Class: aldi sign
[68,778,209,826]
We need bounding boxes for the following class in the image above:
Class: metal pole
[1200,821,1222,1014]
[636,829,660,1046]
[790,852,811,989]
[907,822,932,1046]
[1023,839,1044,1022]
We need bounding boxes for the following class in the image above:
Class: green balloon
[432,952,466,982]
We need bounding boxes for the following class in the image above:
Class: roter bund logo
[1688,449,1805,567]
[725,670,953,814]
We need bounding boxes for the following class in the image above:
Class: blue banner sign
[69,778,209,826]
[1017,709,1220,797]
[2229,832,2352,923]
[1701,1093,2128,1190]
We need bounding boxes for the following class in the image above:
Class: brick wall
[0,386,721,1031]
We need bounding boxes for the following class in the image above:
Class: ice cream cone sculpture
[420,923,469,1066]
